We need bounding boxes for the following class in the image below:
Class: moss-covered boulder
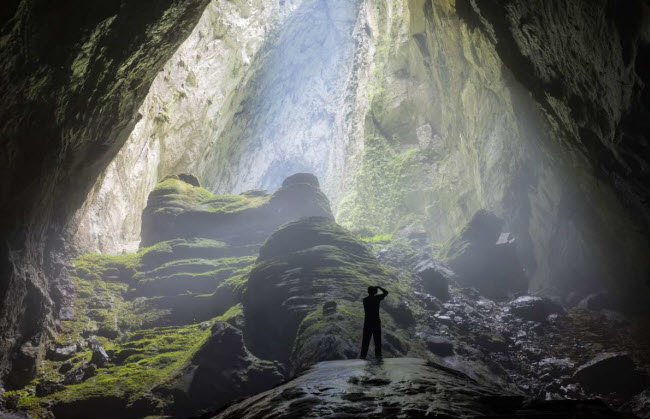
[175,321,284,415]
[243,216,419,373]
[140,173,332,247]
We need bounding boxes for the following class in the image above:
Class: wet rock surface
[210,358,621,418]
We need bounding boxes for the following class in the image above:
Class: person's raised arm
[377,286,388,300]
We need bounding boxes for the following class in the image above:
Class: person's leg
[373,324,382,359]
[360,324,371,359]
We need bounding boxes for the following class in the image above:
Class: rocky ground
[1,174,648,418]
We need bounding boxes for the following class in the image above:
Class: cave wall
[335,0,650,300]
[71,0,301,254]
[0,0,210,387]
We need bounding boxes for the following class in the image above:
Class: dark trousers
[360,322,382,359]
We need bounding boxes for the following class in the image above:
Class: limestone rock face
[210,358,621,419]
[335,0,650,305]
[0,0,211,387]
[72,0,301,254]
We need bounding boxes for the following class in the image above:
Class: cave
[1,0,650,417]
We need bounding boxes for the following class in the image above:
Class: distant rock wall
[71,0,301,254]
[335,0,650,301]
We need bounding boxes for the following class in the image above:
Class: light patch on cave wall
[197,0,364,198]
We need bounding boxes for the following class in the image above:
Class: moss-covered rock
[140,173,332,247]
[244,216,420,373]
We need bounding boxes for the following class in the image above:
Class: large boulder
[63,362,97,385]
[281,173,320,188]
[46,344,77,361]
[414,258,453,301]
[140,173,333,247]
[243,217,412,372]
[507,296,563,322]
[442,210,527,300]
[175,321,284,415]
[573,353,648,397]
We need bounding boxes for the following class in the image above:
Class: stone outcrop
[172,321,284,415]
[210,358,621,418]
[243,216,415,373]
[2,174,336,417]
[139,173,332,247]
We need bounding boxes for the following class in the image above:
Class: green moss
[215,303,243,323]
[337,134,424,233]
[148,178,270,216]
[16,321,213,412]
[359,233,393,243]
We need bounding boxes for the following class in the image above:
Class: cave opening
[1,0,650,417]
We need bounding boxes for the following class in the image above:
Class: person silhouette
[360,285,388,359]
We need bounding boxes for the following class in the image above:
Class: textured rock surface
[3,181,650,417]
[0,0,210,389]
[243,216,419,374]
[210,358,621,418]
[72,0,301,254]
[335,0,650,305]
[2,174,333,417]
[66,0,650,308]
[139,173,332,247]
[174,321,284,415]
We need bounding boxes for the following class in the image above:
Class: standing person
[360,285,388,359]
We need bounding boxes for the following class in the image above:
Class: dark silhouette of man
[360,285,388,359]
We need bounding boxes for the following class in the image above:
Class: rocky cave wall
[0,0,210,388]
[335,0,650,300]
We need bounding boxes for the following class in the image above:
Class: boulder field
[2,174,648,418]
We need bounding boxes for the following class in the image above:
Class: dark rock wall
[460,0,650,228]
[0,0,209,386]
[456,0,650,296]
